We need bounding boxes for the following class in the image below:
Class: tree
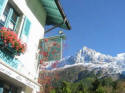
[61,81,71,93]
[50,89,56,93]
[95,86,106,93]
[92,77,101,91]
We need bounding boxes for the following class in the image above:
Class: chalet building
[0,0,71,93]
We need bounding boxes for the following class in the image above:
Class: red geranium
[0,27,26,55]
[44,38,48,42]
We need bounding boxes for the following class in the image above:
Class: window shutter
[0,0,8,16]
[0,88,3,93]
[20,17,31,42]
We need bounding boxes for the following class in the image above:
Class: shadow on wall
[25,0,47,27]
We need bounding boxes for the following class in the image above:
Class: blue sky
[45,0,125,57]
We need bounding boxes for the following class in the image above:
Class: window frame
[0,2,20,32]
[0,1,31,42]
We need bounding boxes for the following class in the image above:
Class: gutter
[55,0,71,30]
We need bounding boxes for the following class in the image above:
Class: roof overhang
[40,0,71,30]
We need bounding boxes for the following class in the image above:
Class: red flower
[44,39,48,42]
[0,27,27,55]
[1,27,7,30]
[53,42,57,46]
[42,51,48,57]
[40,60,44,64]
[3,40,7,43]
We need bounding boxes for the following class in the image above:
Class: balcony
[0,27,26,69]
[0,49,19,69]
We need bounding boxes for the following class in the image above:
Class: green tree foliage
[49,76,125,93]
[61,81,71,93]
[95,85,106,93]
[50,89,56,93]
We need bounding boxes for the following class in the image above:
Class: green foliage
[50,89,56,93]
[95,86,106,93]
[48,76,125,93]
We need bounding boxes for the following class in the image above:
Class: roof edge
[55,0,71,30]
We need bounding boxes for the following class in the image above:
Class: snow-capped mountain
[75,46,115,63]
[46,46,125,75]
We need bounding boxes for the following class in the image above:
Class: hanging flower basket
[0,27,26,56]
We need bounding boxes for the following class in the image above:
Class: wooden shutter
[0,88,3,93]
[20,17,31,42]
[0,0,8,16]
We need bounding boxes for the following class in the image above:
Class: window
[0,78,20,93]
[0,1,31,43]
[0,3,19,31]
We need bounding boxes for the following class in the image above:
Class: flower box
[0,27,26,56]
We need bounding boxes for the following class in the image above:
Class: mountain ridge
[46,46,125,75]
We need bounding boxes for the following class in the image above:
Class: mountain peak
[46,46,125,75]
[82,46,96,53]
[83,46,89,51]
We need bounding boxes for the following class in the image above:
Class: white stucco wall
[10,0,46,81]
